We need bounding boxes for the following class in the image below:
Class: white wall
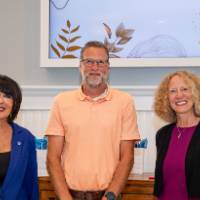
[0,0,200,86]
[1,0,199,175]
[15,85,166,175]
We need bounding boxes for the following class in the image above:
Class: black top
[154,122,200,198]
[0,151,10,186]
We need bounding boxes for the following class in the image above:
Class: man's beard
[81,71,108,88]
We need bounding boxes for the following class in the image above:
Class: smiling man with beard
[79,43,109,94]
[46,41,140,200]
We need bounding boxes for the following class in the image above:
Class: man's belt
[69,189,105,200]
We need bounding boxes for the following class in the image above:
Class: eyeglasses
[81,58,109,67]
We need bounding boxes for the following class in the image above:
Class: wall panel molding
[21,85,157,111]
[20,85,162,173]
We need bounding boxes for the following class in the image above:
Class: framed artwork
[40,0,200,67]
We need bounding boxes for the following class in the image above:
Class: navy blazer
[0,123,39,200]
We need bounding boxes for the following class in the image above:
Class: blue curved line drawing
[50,0,70,10]
[127,34,187,58]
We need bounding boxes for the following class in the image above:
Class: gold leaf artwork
[71,25,80,33]
[51,19,81,59]
[59,35,69,43]
[62,29,69,34]
[62,54,77,58]
[51,44,60,58]
[103,22,135,58]
[67,20,71,28]
[66,46,81,51]
[56,41,65,51]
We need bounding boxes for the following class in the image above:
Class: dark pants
[70,190,122,200]
[72,196,122,200]
[55,191,122,200]
[69,189,104,200]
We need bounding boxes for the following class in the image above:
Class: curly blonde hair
[154,70,200,123]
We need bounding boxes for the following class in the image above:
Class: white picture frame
[40,0,200,68]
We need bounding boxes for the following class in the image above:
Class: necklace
[176,126,186,139]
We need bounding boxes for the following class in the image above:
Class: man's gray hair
[80,41,109,61]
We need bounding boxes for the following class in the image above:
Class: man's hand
[101,196,107,200]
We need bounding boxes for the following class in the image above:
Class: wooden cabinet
[121,174,154,200]
[39,173,154,200]
[39,177,57,200]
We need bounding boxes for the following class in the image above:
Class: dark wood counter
[39,176,56,200]
[122,173,155,200]
[39,173,155,200]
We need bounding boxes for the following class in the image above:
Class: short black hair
[0,75,22,123]
[80,40,109,61]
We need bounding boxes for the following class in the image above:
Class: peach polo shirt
[46,87,140,191]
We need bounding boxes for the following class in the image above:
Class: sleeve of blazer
[24,134,39,200]
[156,128,162,151]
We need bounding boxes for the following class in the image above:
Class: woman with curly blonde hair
[153,71,200,200]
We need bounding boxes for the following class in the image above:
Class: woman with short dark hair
[0,74,39,200]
